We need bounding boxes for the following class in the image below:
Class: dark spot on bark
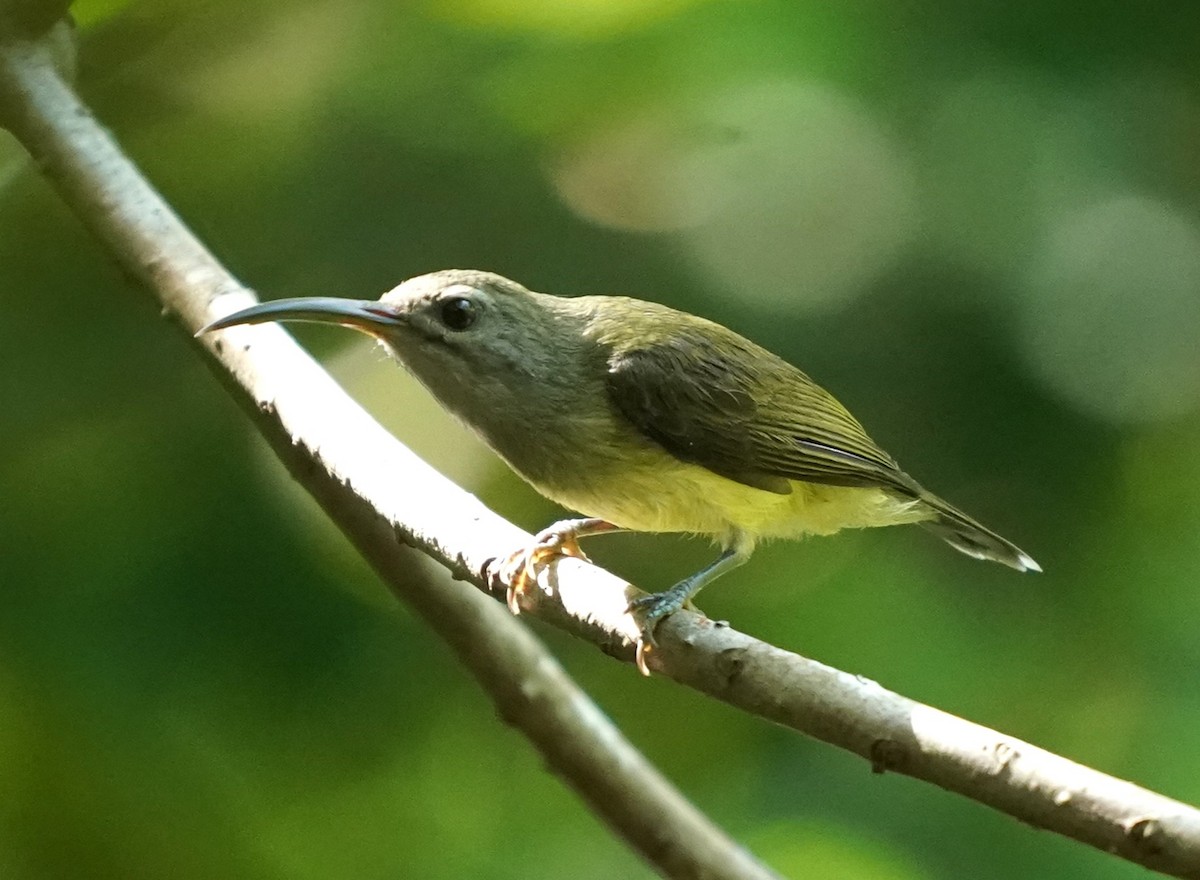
[870,739,908,774]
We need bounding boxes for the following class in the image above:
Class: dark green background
[2,1,1199,877]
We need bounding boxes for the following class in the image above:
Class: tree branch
[2,21,1199,880]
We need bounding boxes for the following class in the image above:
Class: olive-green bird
[203,270,1039,652]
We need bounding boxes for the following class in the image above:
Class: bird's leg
[495,518,622,613]
[628,537,752,673]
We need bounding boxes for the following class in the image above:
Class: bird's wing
[605,329,920,497]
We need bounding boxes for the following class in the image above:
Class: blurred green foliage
[2,0,1199,877]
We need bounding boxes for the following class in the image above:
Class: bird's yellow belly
[534,451,928,548]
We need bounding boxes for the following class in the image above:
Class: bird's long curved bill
[198,297,403,336]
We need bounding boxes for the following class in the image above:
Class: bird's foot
[626,583,695,676]
[492,524,592,614]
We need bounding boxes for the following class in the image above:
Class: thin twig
[2,21,1199,880]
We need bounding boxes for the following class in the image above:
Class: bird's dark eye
[438,296,477,331]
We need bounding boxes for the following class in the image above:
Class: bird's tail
[917,492,1040,573]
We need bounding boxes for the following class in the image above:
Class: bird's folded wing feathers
[605,330,921,497]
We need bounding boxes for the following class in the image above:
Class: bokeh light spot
[1020,194,1200,423]
[676,80,918,310]
[552,79,919,310]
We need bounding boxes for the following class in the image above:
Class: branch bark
[2,21,1199,880]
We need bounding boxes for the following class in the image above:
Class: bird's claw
[492,526,592,614]
[626,588,690,676]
